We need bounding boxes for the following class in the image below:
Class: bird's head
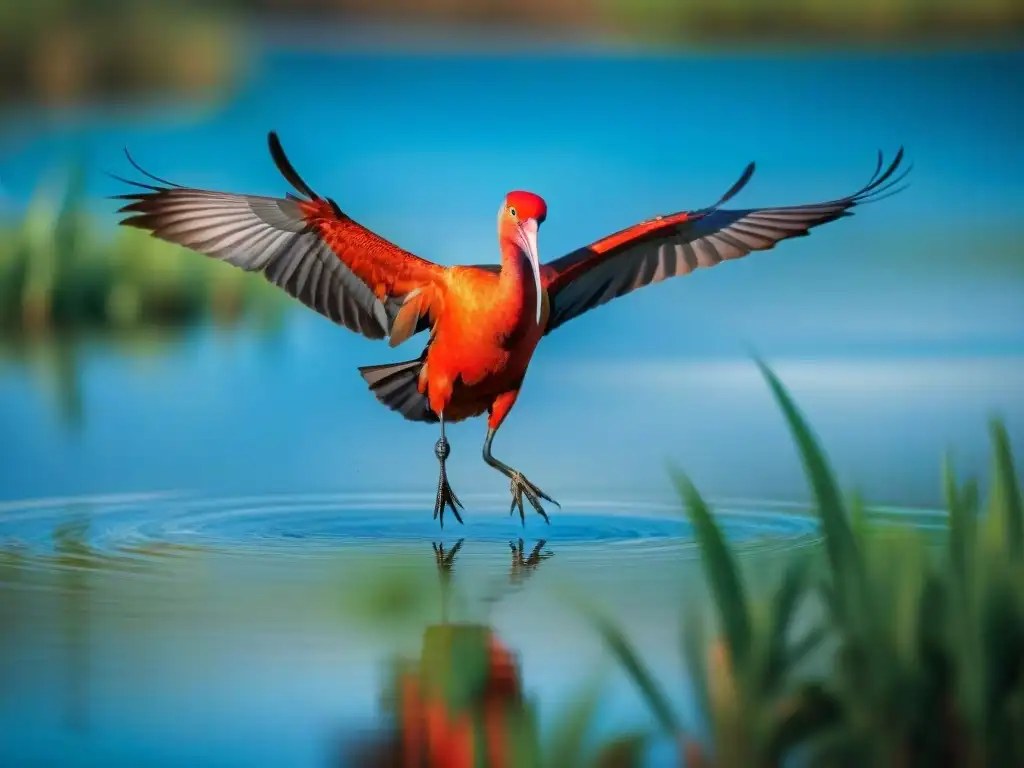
[498,191,548,324]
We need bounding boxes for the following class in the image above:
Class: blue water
[0,491,825,553]
[0,40,1022,767]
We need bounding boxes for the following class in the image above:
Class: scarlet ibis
[112,133,909,528]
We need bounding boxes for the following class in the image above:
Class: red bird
[112,133,908,528]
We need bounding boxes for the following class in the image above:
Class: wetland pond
[1,42,1022,766]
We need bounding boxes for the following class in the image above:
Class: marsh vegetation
[0,163,289,337]
[586,364,1024,766]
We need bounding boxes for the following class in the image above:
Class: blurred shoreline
[3,5,1022,110]
[254,18,1024,55]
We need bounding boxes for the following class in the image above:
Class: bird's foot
[508,471,559,526]
[510,538,554,567]
[433,539,464,571]
[433,437,464,528]
[508,538,554,586]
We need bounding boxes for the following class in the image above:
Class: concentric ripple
[0,490,823,554]
[0,490,949,570]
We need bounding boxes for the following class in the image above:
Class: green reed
[0,162,289,337]
[590,361,1024,767]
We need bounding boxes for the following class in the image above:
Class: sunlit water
[0,40,1021,767]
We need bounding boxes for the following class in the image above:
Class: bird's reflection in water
[508,538,553,588]
[432,538,463,623]
[431,539,463,584]
[341,539,554,767]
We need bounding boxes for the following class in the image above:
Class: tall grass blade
[943,454,977,586]
[979,577,1024,764]
[848,490,871,542]
[786,625,828,672]
[544,676,605,768]
[53,159,86,256]
[755,358,862,616]
[671,469,751,670]
[680,607,712,743]
[988,419,1023,560]
[585,607,681,734]
[765,682,844,764]
[762,553,812,694]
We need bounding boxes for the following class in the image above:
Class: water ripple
[0,490,947,572]
[0,490,802,547]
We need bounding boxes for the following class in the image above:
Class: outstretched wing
[542,148,910,334]
[111,132,444,344]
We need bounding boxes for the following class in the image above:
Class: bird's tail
[358,356,439,424]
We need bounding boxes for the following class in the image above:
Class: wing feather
[542,148,910,334]
[111,132,444,342]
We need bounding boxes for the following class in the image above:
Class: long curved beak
[516,217,543,324]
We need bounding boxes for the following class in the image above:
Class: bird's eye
[508,206,517,218]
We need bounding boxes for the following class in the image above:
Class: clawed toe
[433,539,463,570]
[434,472,464,528]
[508,471,558,526]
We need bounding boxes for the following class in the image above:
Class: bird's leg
[433,538,463,622]
[483,428,560,526]
[433,414,464,528]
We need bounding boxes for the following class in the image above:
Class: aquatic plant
[0,162,290,337]
[594,361,1024,766]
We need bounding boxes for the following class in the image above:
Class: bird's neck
[495,241,537,329]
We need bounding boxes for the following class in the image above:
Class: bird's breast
[427,282,545,392]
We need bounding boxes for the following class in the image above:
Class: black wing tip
[701,147,910,216]
[695,160,757,217]
[120,146,182,189]
[104,145,184,210]
[267,130,284,159]
[266,130,320,201]
[850,145,911,207]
